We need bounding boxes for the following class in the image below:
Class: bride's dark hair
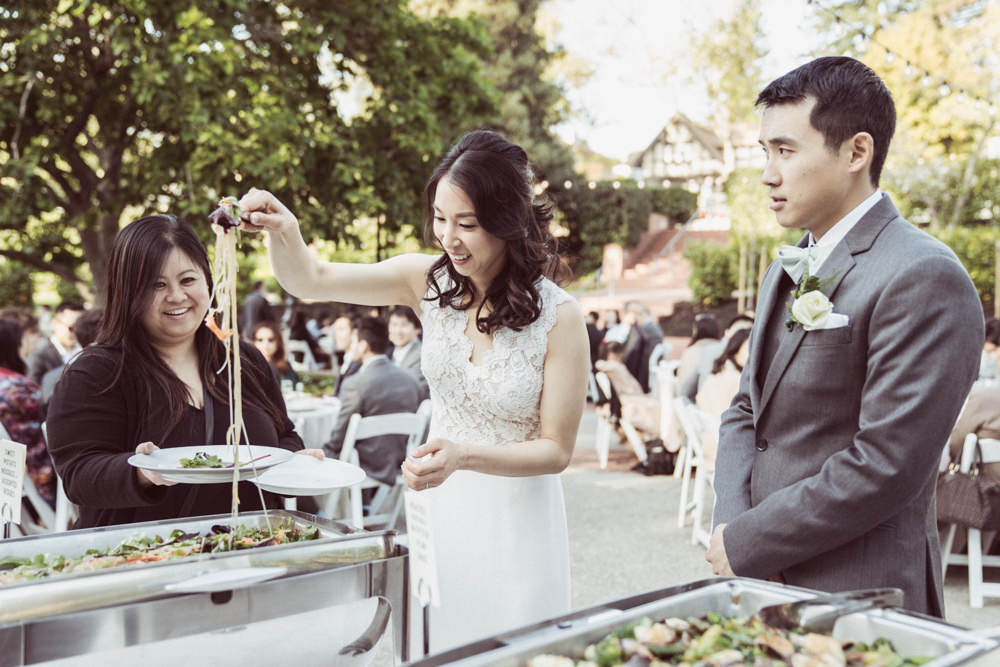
[422,130,570,334]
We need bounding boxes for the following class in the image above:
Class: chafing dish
[407,577,998,666]
[0,510,414,665]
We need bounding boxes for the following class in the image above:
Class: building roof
[629,113,725,167]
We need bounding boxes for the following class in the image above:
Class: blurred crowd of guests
[0,284,434,518]
[240,282,429,403]
[241,287,430,486]
[3,286,999,528]
[0,302,102,510]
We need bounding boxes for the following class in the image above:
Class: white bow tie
[777,244,817,284]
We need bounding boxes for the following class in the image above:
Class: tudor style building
[627,113,763,220]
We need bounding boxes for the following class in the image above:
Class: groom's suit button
[756,439,769,452]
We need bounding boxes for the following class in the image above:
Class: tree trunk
[949,118,997,227]
[79,210,121,306]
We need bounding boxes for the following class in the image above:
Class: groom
[706,56,983,616]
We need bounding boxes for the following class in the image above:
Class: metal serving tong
[756,588,904,633]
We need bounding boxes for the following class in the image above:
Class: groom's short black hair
[756,56,896,188]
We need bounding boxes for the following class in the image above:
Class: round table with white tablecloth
[282,394,340,451]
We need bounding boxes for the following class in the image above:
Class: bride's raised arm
[238,187,433,311]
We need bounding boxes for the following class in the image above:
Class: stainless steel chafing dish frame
[0,510,415,665]
[406,577,999,666]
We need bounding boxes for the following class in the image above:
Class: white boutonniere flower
[785,268,848,332]
[790,290,833,331]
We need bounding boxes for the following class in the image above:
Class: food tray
[0,509,392,624]
[407,578,998,666]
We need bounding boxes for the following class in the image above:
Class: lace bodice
[420,276,573,447]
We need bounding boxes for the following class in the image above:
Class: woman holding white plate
[47,215,320,529]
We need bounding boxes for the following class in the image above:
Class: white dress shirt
[808,189,883,274]
[392,340,416,366]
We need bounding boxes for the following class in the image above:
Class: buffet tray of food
[406,577,998,666]
[0,510,414,665]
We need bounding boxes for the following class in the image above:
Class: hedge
[684,224,1000,309]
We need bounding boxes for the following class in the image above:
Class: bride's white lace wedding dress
[418,274,573,652]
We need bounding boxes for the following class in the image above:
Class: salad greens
[0,521,320,585]
[527,612,931,666]
[179,451,224,468]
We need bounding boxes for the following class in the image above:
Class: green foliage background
[686,225,1000,312]
[555,183,696,276]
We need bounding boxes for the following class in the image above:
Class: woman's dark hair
[756,56,895,187]
[690,313,721,344]
[602,340,626,360]
[98,214,284,437]
[711,328,752,375]
[287,309,312,342]
[251,321,290,375]
[985,317,1000,347]
[0,319,26,375]
[422,129,571,334]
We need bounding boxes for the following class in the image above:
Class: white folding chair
[672,396,715,540]
[1,421,57,536]
[322,410,429,529]
[647,342,673,399]
[592,372,615,469]
[370,399,434,532]
[652,361,683,477]
[940,433,1000,608]
[593,372,648,466]
[41,422,76,532]
[285,338,319,372]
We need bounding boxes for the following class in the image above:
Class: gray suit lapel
[758,244,855,417]
[756,194,899,418]
[748,261,787,410]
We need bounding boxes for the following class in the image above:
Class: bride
[239,129,590,652]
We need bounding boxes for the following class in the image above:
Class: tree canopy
[813,0,1000,226]
[0,0,497,301]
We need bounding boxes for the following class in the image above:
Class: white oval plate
[128,445,293,485]
[252,456,366,496]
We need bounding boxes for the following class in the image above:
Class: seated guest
[585,311,602,367]
[948,382,1000,484]
[325,317,421,489]
[979,317,1000,380]
[46,214,321,529]
[251,320,300,387]
[601,309,627,344]
[0,319,54,509]
[677,313,721,401]
[623,301,664,393]
[0,307,42,365]
[241,280,275,335]
[332,314,361,395]
[696,327,752,470]
[40,307,103,416]
[595,341,661,438]
[306,308,330,342]
[26,301,84,384]
[287,308,331,369]
[388,305,429,401]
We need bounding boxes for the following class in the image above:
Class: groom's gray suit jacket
[713,195,983,616]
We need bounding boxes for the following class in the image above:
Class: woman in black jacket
[47,214,321,528]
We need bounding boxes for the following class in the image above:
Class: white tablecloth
[283,394,340,451]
